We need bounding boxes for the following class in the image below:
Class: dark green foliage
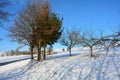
[9,0,63,61]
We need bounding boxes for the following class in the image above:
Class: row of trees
[60,27,120,57]
[9,0,62,61]
[9,0,120,61]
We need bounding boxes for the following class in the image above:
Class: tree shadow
[96,56,106,80]
[46,52,82,60]
[0,60,37,80]
[112,54,120,80]
[83,55,108,80]
[77,59,91,80]
[83,58,97,80]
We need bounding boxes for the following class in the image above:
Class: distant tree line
[1,50,31,57]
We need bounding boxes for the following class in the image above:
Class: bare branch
[60,27,80,56]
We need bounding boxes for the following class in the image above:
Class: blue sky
[0,0,120,51]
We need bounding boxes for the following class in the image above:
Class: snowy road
[0,57,30,66]
[0,55,37,66]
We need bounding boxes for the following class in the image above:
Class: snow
[0,49,120,80]
[0,52,5,56]
[0,55,31,63]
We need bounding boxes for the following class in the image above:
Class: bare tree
[114,28,120,47]
[60,27,80,56]
[9,0,40,60]
[80,31,102,57]
[98,26,120,55]
[0,0,10,24]
[0,0,10,40]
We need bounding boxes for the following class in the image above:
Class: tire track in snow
[0,60,37,80]
[59,59,82,80]
[44,58,76,80]
[48,57,87,80]
[39,55,84,80]
[47,54,89,80]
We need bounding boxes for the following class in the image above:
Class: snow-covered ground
[0,55,31,64]
[0,49,120,80]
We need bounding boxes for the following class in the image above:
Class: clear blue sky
[0,0,120,51]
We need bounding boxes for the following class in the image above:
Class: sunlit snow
[0,49,120,80]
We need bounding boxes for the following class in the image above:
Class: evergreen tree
[10,0,63,61]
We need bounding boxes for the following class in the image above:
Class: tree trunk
[69,48,72,56]
[43,41,46,60]
[30,46,34,60]
[48,45,52,55]
[48,49,51,55]
[90,47,93,57]
[37,41,41,61]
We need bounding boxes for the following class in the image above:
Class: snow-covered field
[0,49,120,80]
[0,55,31,63]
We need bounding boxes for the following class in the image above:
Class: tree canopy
[9,0,63,61]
